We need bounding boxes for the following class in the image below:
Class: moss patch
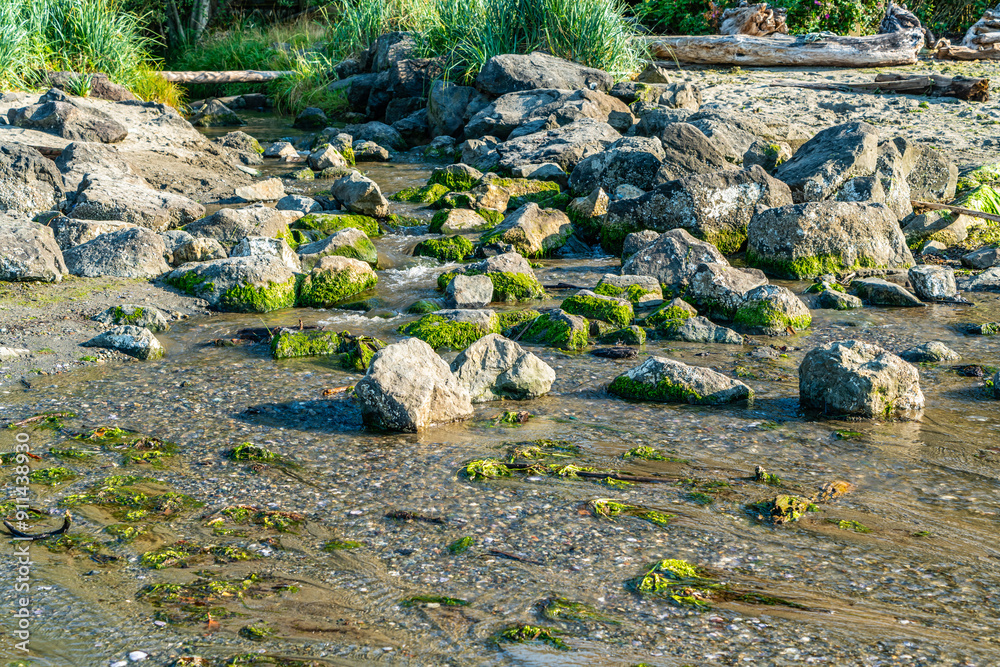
[608,376,702,404]
[413,235,475,262]
[597,325,646,345]
[521,312,588,351]
[297,269,377,308]
[733,301,811,333]
[645,305,694,332]
[429,170,478,192]
[219,279,297,314]
[398,313,497,350]
[746,249,881,280]
[293,213,381,238]
[391,183,450,204]
[483,271,546,302]
[271,330,342,359]
[496,309,542,333]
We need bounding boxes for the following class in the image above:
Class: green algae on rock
[398,310,499,350]
[270,329,342,359]
[733,284,812,335]
[413,235,474,262]
[448,535,475,554]
[292,212,381,239]
[297,255,378,308]
[562,290,634,328]
[521,310,589,351]
[749,495,817,525]
[494,625,570,651]
[609,356,752,405]
[597,325,646,345]
[165,256,297,314]
[391,182,451,205]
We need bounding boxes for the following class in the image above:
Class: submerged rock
[817,289,862,310]
[852,278,924,307]
[355,337,474,431]
[82,325,163,361]
[451,334,555,402]
[799,340,924,420]
[609,356,752,405]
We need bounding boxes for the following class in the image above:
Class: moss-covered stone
[218,279,297,313]
[293,213,381,239]
[745,249,880,280]
[398,312,499,350]
[429,170,478,192]
[561,291,634,328]
[271,329,342,359]
[413,235,475,262]
[733,300,811,333]
[407,299,442,314]
[486,271,546,302]
[608,375,701,403]
[297,260,378,308]
[598,325,646,345]
[428,208,501,234]
[288,168,315,180]
[645,304,695,330]
[391,183,451,204]
[521,311,589,351]
[496,309,541,333]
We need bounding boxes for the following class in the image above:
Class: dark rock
[475,51,613,96]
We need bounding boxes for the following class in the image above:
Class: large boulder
[329,172,390,217]
[568,136,664,196]
[298,227,377,269]
[0,143,63,216]
[492,118,621,173]
[962,246,1000,270]
[164,256,297,312]
[479,203,573,258]
[521,309,589,350]
[67,178,206,232]
[687,110,777,164]
[171,237,228,264]
[297,255,378,307]
[8,99,127,143]
[0,219,66,282]
[355,337,474,431]
[231,236,301,273]
[475,52,613,96]
[774,121,879,202]
[63,227,169,278]
[609,356,752,405]
[733,284,812,334]
[341,121,405,151]
[746,202,914,279]
[446,274,494,308]
[190,99,244,127]
[450,333,555,402]
[852,278,925,307]
[427,80,491,137]
[655,123,737,182]
[184,206,301,248]
[621,228,728,289]
[799,340,924,420]
[906,146,958,202]
[234,178,285,202]
[601,166,792,254]
[958,267,1000,293]
[81,325,163,361]
[687,262,768,319]
[466,88,632,140]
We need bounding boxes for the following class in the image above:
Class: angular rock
[594,274,663,308]
[264,142,298,159]
[899,341,960,363]
[568,136,664,196]
[276,194,322,214]
[446,274,494,308]
[480,203,573,257]
[190,99,243,127]
[561,289,633,328]
[733,284,812,335]
[907,146,958,202]
[184,206,302,248]
[0,143,63,216]
[493,118,621,173]
[92,304,170,332]
[342,121,405,151]
[298,227,377,269]
[609,356,752,405]
[329,172,390,217]
[661,316,744,345]
[818,289,862,310]
[63,227,169,278]
[908,265,957,301]
[82,325,163,360]
[688,109,776,164]
[451,333,555,402]
[799,340,924,419]
[774,121,879,202]
[165,256,297,312]
[234,178,285,202]
[353,140,390,162]
[427,80,491,137]
[901,211,977,247]
[0,219,66,282]
[743,139,792,173]
[656,123,737,182]
[68,178,205,231]
[962,246,1000,269]
[959,267,1000,292]
[309,145,348,171]
[9,99,127,142]
[622,229,728,290]
[521,309,589,351]
[688,262,769,319]
[475,52,613,96]
[294,107,328,129]
[853,278,925,307]
[466,88,632,141]
[231,236,301,272]
[173,237,228,264]
[297,255,378,307]
[432,208,496,234]
[747,202,914,279]
[46,216,135,250]
[622,230,659,260]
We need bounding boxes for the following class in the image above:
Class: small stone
[899,341,960,363]
[908,264,957,301]
[128,651,149,662]
[234,178,285,202]
[82,325,163,361]
[818,289,863,310]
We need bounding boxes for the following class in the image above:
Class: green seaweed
[219,279,296,314]
[827,518,872,533]
[398,313,496,350]
[297,267,377,308]
[494,625,569,651]
[27,467,76,485]
[391,183,450,204]
[608,376,703,404]
[322,539,362,551]
[292,213,380,238]
[401,595,469,607]
[448,536,475,554]
[429,170,478,192]
[413,235,475,262]
[521,312,588,351]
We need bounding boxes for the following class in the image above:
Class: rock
[561,289,633,327]
[655,123,736,182]
[355,337,473,431]
[901,211,977,246]
[479,203,573,257]
[621,230,659,260]
[688,262,768,319]
[959,267,1000,292]
[190,99,244,127]
[0,219,66,282]
[493,118,621,173]
[81,325,163,360]
[159,230,193,264]
[231,236,301,272]
[743,139,792,173]
[429,163,483,191]
[621,229,728,290]
[611,82,701,110]
[329,172,390,217]
[853,278,925,307]
[773,121,879,202]
[216,130,263,163]
[184,206,301,248]
[264,142,298,159]
[818,289,862,310]
[466,88,632,141]
[635,62,673,84]
[297,255,378,307]
[899,341,960,363]
[431,208,496,234]
[799,340,924,420]
[870,139,913,220]
[234,178,285,202]
[46,216,135,250]
[342,121,405,151]
[566,187,609,242]
[0,143,63,216]
[451,333,555,402]
[907,146,958,202]
[510,163,569,188]
[399,309,503,349]
[747,202,914,279]
[63,227,169,278]
[662,316,744,344]
[475,52,613,96]
[594,274,663,307]
[92,304,170,332]
[962,246,1000,269]
[424,134,458,158]
[68,178,205,231]
[427,80,491,137]
[920,240,948,255]
[8,99,127,142]
[908,265,957,301]
[0,347,31,360]
[602,165,792,255]
[631,106,694,137]
[446,274,494,308]
[294,107,328,129]
[568,136,664,196]
[298,227,377,269]
[687,110,778,164]
[609,356,752,405]
[164,256,297,312]
[353,140,390,162]
[173,237,228,264]
[276,194,322,214]
[309,145,348,171]
[368,31,417,72]
[521,309,590,350]
[48,71,137,102]
[733,284,811,334]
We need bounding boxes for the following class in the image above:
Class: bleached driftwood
[963,5,1000,49]
[719,3,788,36]
[935,40,1000,61]
[771,73,990,102]
[159,70,294,83]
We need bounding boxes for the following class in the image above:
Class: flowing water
[1,117,1000,667]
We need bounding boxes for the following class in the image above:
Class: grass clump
[226,442,283,465]
[464,458,513,481]
[401,595,469,607]
[622,446,668,461]
[827,518,872,533]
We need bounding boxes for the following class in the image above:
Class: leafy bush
[635,0,884,36]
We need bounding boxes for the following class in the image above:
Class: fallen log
[159,70,294,83]
[911,200,1000,224]
[935,42,1000,61]
[963,6,1000,49]
[770,73,989,102]
[719,3,787,36]
[645,30,924,67]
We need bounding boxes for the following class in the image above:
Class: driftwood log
[963,5,1000,49]
[771,73,990,102]
[935,41,1000,61]
[159,70,294,83]
[912,200,1000,225]
[645,31,924,67]
[719,3,787,36]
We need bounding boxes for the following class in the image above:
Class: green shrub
[636,0,883,36]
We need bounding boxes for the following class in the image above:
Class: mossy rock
[521,310,589,351]
[271,329,342,359]
[597,325,646,345]
[497,309,541,333]
[297,258,378,308]
[407,299,442,314]
[288,168,315,180]
[391,183,451,204]
[745,249,880,280]
[398,312,499,350]
[561,291,634,328]
[218,279,297,313]
[593,282,653,304]
[293,213,381,238]
[508,189,569,211]
[429,169,479,192]
[429,208,501,234]
[413,236,475,262]
[438,269,546,303]
[644,303,695,331]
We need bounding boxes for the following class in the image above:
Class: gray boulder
[608,356,752,405]
[355,337,474,431]
[276,195,322,214]
[329,172,390,217]
[308,145,348,171]
[688,262,768,319]
[294,106,327,129]
[747,202,914,279]
[342,121,405,151]
[0,219,66,282]
[899,341,960,363]
[774,121,879,202]
[231,236,301,272]
[433,209,496,234]
[799,340,924,420]
[67,178,205,231]
[353,140,390,162]
[172,237,228,264]
[493,118,621,173]
[818,289,862,310]
[962,246,1000,269]
[906,146,958,202]
[661,316,744,345]
[8,99,127,143]
[0,143,63,216]
[63,227,169,278]
[164,256,297,312]
[446,274,494,308]
[475,52,613,96]
[901,211,978,247]
[594,274,663,308]
[46,216,135,250]
[451,333,555,402]
[234,178,285,202]
[959,267,1000,292]
[190,99,244,127]
[160,230,194,264]
[427,80,491,137]
[622,230,659,260]
[264,141,298,159]
[621,229,728,289]
[743,139,792,174]
[298,227,377,269]
[480,203,573,257]
[81,325,163,360]
[853,278,925,307]
[610,82,701,110]
[908,265,957,301]
[91,304,170,332]
[466,88,632,140]
[733,284,812,335]
[184,206,302,248]
[656,123,737,182]
[568,136,664,195]
[688,110,777,164]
